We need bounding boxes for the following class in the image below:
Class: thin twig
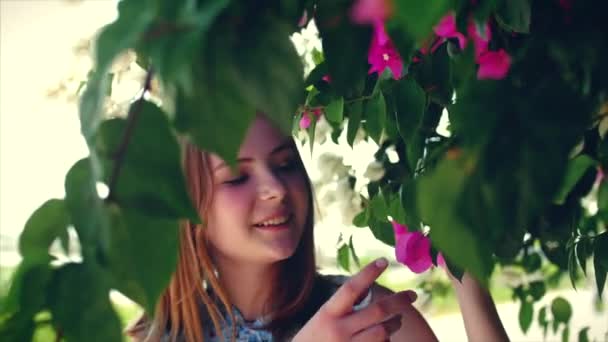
[55,328,63,342]
[106,69,154,202]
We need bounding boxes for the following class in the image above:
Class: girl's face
[205,115,310,266]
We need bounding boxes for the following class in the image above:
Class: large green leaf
[95,100,199,221]
[393,0,452,42]
[325,97,344,124]
[417,157,493,282]
[48,263,122,342]
[105,204,179,315]
[393,78,426,144]
[18,199,70,263]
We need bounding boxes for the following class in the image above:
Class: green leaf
[105,204,179,315]
[594,232,608,270]
[325,97,344,124]
[578,327,590,342]
[393,78,426,144]
[594,232,608,298]
[393,0,452,42]
[562,326,570,342]
[64,158,108,250]
[568,243,579,290]
[388,192,406,225]
[495,0,531,33]
[347,102,363,147]
[18,199,70,263]
[554,155,598,204]
[576,237,591,276]
[80,0,156,144]
[96,100,199,221]
[529,281,546,301]
[518,300,533,334]
[352,208,370,228]
[316,2,369,96]
[48,263,122,342]
[414,44,453,106]
[368,217,396,246]
[365,92,387,145]
[337,243,350,272]
[538,306,549,338]
[348,236,361,268]
[1,261,52,318]
[370,190,389,222]
[598,179,608,214]
[551,297,572,324]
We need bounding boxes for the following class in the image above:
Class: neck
[214,258,281,321]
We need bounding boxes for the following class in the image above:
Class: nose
[257,168,287,202]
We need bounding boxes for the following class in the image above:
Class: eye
[224,174,248,185]
[276,158,298,172]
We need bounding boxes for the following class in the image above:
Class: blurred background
[0,1,605,341]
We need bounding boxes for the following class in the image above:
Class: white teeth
[256,215,289,227]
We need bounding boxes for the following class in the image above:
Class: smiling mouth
[253,214,292,229]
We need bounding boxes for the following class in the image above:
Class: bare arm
[371,284,439,342]
[450,272,509,342]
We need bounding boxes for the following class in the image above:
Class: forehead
[209,115,291,166]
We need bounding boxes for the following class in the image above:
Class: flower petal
[351,0,393,24]
[477,49,511,80]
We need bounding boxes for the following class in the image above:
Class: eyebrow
[212,140,295,172]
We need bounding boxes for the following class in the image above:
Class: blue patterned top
[162,275,371,342]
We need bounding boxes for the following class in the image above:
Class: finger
[323,258,389,316]
[383,314,403,336]
[342,291,413,334]
[350,323,389,342]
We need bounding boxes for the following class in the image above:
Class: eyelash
[223,159,298,186]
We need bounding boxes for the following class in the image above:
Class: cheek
[206,186,255,234]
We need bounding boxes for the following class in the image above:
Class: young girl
[127,114,508,341]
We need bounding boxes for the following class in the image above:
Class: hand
[292,258,418,342]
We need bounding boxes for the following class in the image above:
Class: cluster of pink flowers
[299,108,323,129]
[433,13,511,80]
[350,0,403,80]
[392,221,445,273]
[350,0,511,80]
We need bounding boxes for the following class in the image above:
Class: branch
[106,69,154,202]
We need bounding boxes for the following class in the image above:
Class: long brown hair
[127,136,318,341]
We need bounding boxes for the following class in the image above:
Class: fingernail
[375,257,388,268]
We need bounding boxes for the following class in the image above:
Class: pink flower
[322,75,332,83]
[477,49,511,80]
[299,109,323,129]
[367,21,403,79]
[467,20,492,61]
[392,222,434,273]
[596,167,605,185]
[350,0,393,24]
[299,113,312,129]
[433,13,467,51]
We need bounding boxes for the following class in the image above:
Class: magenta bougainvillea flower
[477,49,511,80]
[299,108,323,129]
[350,0,392,24]
[433,13,467,51]
[392,221,434,273]
[367,21,404,79]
